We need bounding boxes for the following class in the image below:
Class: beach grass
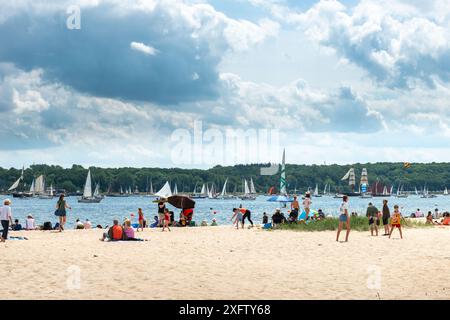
[276,216,433,232]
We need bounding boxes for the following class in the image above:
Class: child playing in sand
[231,208,243,229]
[137,208,144,232]
[389,205,403,239]
[162,208,171,232]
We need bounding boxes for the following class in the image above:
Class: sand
[1,225,449,300]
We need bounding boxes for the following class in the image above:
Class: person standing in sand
[382,199,390,236]
[336,195,350,242]
[389,205,403,239]
[157,201,166,227]
[0,199,13,242]
[55,194,71,232]
[162,208,171,232]
[137,208,145,232]
[366,202,379,236]
[231,208,243,229]
[303,193,312,219]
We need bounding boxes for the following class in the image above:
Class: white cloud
[130,42,158,56]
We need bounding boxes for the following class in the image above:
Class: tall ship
[9,167,33,198]
[341,168,360,197]
[359,168,372,198]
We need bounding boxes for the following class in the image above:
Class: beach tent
[298,210,317,220]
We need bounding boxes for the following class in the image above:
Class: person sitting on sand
[12,219,22,231]
[123,220,145,241]
[426,212,438,225]
[389,205,403,239]
[288,209,299,223]
[211,218,218,226]
[271,208,284,228]
[84,219,92,229]
[262,212,268,224]
[317,209,325,220]
[75,219,84,230]
[25,215,36,230]
[101,220,123,241]
[438,212,450,225]
[150,216,159,228]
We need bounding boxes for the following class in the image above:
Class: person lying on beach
[231,208,243,229]
[389,205,403,239]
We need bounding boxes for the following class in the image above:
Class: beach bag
[43,221,53,230]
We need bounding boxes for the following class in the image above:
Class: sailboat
[155,181,172,199]
[78,170,102,203]
[266,149,293,204]
[250,178,257,196]
[359,168,372,198]
[341,168,360,196]
[415,187,419,196]
[395,184,408,198]
[216,178,235,200]
[191,183,208,199]
[444,187,449,196]
[93,183,104,199]
[39,179,55,199]
[240,179,256,200]
[313,184,321,197]
[173,183,178,195]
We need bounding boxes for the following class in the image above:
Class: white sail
[30,179,35,193]
[150,179,154,194]
[415,187,418,195]
[250,178,256,194]
[93,183,100,197]
[341,168,356,186]
[244,179,250,195]
[390,185,394,194]
[200,184,206,195]
[382,186,388,195]
[155,181,172,198]
[34,175,45,194]
[323,183,328,195]
[83,170,93,198]
[360,168,369,185]
[173,183,178,195]
[280,149,287,195]
[220,178,228,197]
[445,187,448,195]
[314,184,319,196]
[8,177,22,191]
[50,184,54,196]
[120,186,124,194]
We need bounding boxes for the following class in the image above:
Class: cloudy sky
[1,0,450,168]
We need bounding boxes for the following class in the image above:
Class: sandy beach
[1,225,449,300]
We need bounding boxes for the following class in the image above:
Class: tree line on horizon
[0,162,449,194]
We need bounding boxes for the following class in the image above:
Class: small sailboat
[216,178,235,200]
[155,181,172,199]
[396,184,408,198]
[444,187,448,196]
[240,179,256,200]
[78,170,102,203]
[173,183,178,195]
[313,184,321,197]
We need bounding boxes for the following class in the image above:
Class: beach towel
[263,223,272,229]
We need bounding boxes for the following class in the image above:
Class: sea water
[6,195,450,228]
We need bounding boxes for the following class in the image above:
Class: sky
[1,0,450,169]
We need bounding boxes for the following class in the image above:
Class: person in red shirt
[162,208,171,232]
[137,208,145,232]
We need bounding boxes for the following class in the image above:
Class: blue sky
[1,0,450,168]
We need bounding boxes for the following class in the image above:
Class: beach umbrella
[267,195,293,203]
[167,195,195,209]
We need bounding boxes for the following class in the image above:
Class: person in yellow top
[389,205,403,239]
